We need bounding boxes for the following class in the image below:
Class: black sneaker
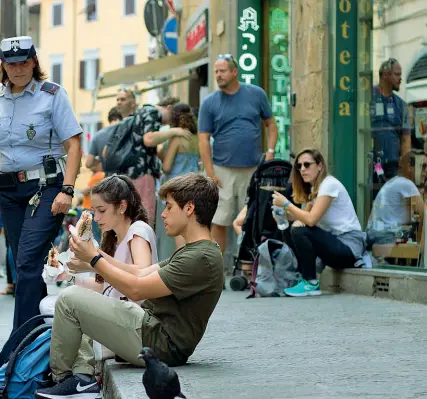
[34,375,101,398]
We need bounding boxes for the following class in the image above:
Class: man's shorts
[212,164,256,226]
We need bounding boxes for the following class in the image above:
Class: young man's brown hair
[157,96,180,107]
[159,173,219,228]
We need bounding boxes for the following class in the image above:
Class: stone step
[320,266,427,304]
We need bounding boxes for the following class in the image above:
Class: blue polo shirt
[0,78,82,172]
[198,83,273,168]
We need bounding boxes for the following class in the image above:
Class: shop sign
[186,9,208,51]
[268,4,291,159]
[334,0,358,201]
[237,1,262,86]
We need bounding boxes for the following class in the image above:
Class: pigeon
[139,347,186,399]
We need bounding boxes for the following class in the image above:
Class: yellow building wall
[37,0,152,192]
[37,0,151,124]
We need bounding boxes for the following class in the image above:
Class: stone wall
[291,0,330,156]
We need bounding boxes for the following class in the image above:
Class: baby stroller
[230,158,293,291]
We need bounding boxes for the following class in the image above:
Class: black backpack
[103,116,137,174]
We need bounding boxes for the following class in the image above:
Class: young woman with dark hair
[82,175,158,298]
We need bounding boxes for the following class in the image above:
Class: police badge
[26,123,36,140]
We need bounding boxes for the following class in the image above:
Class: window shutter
[53,4,62,26]
[95,58,100,81]
[52,64,62,85]
[86,0,97,21]
[125,0,135,15]
[79,61,85,89]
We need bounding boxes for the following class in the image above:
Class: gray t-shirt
[88,126,114,168]
[198,83,273,167]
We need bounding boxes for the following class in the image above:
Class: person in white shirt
[40,174,158,384]
[272,148,365,297]
[366,151,424,247]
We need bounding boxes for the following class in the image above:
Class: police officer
[0,36,82,331]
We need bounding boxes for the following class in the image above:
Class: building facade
[30,0,153,155]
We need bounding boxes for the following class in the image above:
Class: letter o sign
[239,54,257,72]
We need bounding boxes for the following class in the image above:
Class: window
[80,113,102,156]
[52,2,63,27]
[124,54,135,67]
[124,0,136,16]
[86,0,97,21]
[80,49,99,91]
[122,44,137,68]
[49,54,64,85]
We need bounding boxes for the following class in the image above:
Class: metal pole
[15,0,20,36]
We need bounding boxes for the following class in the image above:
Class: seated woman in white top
[272,148,365,297]
[366,151,424,247]
[69,175,158,299]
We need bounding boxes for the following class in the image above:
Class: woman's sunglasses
[296,162,316,170]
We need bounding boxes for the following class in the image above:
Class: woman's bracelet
[283,201,291,209]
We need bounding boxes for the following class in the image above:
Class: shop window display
[358,0,427,267]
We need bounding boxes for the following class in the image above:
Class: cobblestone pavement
[104,290,427,399]
[1,279,427,398]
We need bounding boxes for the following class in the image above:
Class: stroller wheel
[230,276,248,291]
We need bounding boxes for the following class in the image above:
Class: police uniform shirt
[0,78,82,172]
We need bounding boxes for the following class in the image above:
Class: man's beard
[217,80,229,89]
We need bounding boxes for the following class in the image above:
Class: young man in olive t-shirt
[35,174,224,399]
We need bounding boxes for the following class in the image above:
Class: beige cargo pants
[50,286,146,381]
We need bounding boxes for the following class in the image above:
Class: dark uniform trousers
[0,175,64,332]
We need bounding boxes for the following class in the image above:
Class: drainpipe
[15,0,21,35]
[72,0,77,108]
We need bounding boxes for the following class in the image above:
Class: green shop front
[331,0,427,268]
[236,0,292,160]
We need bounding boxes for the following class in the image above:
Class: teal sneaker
[284,279,321,297]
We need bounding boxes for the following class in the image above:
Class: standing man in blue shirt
[198,54,278,264]
[371,58,411,183]
[0,36,82,331]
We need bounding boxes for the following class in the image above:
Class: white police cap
[0,36,36,63]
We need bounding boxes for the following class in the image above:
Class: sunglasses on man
[216,54,238,68]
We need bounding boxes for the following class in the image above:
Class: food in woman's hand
[47,246,60,268]
[76,210,93,240]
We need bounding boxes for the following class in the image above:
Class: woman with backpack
[272,148,366,297]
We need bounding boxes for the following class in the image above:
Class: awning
[96,75,192,100]
[406,79,427,104]
[99,47,209,89]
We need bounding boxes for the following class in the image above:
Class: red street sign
[186,9,208,51]
[166,0,176,13]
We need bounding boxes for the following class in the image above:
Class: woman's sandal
[0,284,15,296]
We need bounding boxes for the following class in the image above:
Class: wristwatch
[267,148,275,154]
[90,254,103,268]
[61,186,74,198]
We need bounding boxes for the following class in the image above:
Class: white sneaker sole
[35,393,101,399]
[285,290,322,297]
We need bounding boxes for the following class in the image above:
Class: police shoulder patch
[40,82,60,95]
